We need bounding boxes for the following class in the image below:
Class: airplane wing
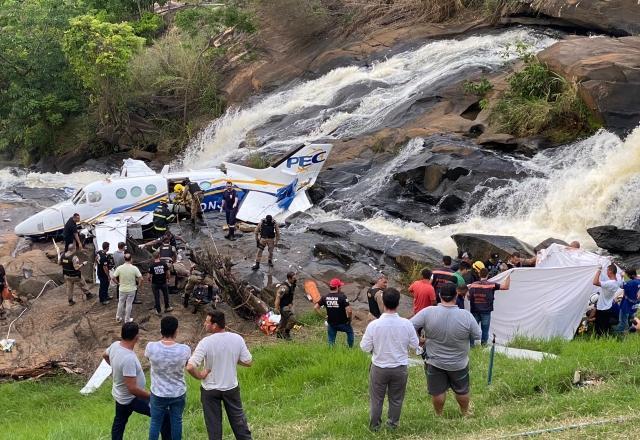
[235,190,312,224]
[120,159,157,177]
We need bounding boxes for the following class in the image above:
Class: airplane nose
[14,215,43,236]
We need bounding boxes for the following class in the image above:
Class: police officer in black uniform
[367,275,388,319]
[221,180,239,241]
[275,272,297,340]
[152,199,174,238]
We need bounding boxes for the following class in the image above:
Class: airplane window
[200,181,211,190]
[145,184,157,195]
[131,186,142,197]
[115,188,127,199]
[87,191,102,203]
[72,190,86,205]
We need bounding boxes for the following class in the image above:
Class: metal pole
[487,333,496,385]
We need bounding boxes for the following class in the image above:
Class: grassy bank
[3,330,640,439]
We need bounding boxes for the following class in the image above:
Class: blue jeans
[472,312,491,346]
[615,310,633,333]
[150,393,185,440]
[112,397,171,440]
[327,323,354,347]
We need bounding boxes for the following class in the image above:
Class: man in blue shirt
[615,269,640,333]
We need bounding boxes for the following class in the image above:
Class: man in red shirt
[408,269,436,316]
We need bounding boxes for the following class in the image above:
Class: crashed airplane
[14,143,332,238]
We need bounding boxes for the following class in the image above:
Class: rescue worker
[158,236,177,265]
[221,180,239,240]
[275,272,297,340]
[484,253,502,278]
[252,214,280,270]
[184,178,205,226]
[431,256,458,302]
[468,268,510,345]
[367,275,388,319]
[172,183,190,217]
[152,199,174,238]
[60,245,92,306]
[183,267,216,310]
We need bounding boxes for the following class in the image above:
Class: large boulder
[0,249,65,291]
[587,225,640,253]
[537,36,640,133]
[512,0,640,36]
[451,233,535,262]
[533,237,569,253]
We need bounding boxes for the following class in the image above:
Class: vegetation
[3,332,640,438]
[489,42,599,143]
[246,151,270,169]
[462,77,493,109]
[0,0,256,164]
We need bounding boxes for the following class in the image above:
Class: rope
[4,279,58,340]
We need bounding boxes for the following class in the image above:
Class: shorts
[425,363,469,396]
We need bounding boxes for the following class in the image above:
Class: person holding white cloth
[360,288,419,431]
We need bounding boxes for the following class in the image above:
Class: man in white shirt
[103,322,171,440]
[593,264,623,335]
[360,288,419,431]
[187,310,253,440]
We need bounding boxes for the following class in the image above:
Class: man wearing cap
[152,200,174,238]
[222,181,239,241]
[471,261,484,282]
[484,253,503,278]
[314,278,354,347]
[468,268,510,346]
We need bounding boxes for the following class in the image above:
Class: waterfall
[181,28,557,169]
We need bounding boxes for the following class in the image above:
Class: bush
[246,151,269,169]
[132,12,164,44]
[489,42,599,141]
[463,77,493,97]
[174,4,255,37]
[257,0,331,41]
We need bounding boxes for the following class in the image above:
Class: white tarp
[486,244,610,343]
[80,359,112,395]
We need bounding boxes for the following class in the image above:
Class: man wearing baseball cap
[314,278,354,347]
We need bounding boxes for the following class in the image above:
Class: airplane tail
[271,143,332,188]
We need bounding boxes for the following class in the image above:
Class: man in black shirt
[367,275,388,319]
[221,181,239,241]
[96,241,113,305]
[148,252,172,315]
[63,213,82,252]
[275,272,297,340]
[314,278,354,347]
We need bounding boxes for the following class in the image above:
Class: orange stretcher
[304,279,321,304]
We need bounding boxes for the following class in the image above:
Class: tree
[0,0,85,161]
[63,14,145,131]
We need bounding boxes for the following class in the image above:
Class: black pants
[98,276,110,303]
[152,283,170,313]
[595,308,613,335]
[111,396,172,440]
[225,209,236,227]
[64,238,73,252]
[200,386,252,440]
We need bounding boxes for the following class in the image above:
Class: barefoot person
[410,283,481,416]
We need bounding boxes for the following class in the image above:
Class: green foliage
[489,41,599,141]
[463,77,493,97]
[246,151,269,169]
[174,5,255,38]
[0,0,85,159]
[371,138,386,154]
[257,0,330,40]
[85,0,162,21]
[5,336,640,438]
[63,14,145,126]
[132,12,164,44]
[396,261,429,288]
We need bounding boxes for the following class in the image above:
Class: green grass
[4,331,640,439]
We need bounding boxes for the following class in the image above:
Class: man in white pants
[112,253,143,323]
[360,288,419,431]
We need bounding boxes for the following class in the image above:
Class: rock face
[514,0,640,36]
[451,233,535,262]
[537,36,640,133]
[533,237,569,253]
[587,225,640,253]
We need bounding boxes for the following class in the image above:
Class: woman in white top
[145,316,192,440]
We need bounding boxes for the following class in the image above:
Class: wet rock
[313,241,360,266]
[12,187,70,205]
[451,233,535,262]
[537,36,640,133]
[534,237,569,253]
[307,221,355,238]
[346,262,383,284]
[284,211,313,226]
[587,225,640,253]
[438,193,465,213]
[0,249,64,291]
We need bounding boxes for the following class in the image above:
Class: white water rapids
[2,27,639,255]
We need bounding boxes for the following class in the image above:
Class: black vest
[279,282,295,309]
[61,256,81,277]
[367,287,382,318]
[153,205,170,230]
[260,219,276,238]
[159,244,174,260]
[188,182,202,195]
